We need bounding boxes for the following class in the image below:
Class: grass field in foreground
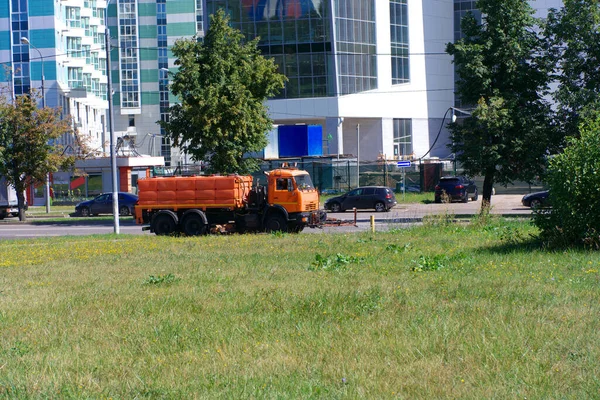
[1,219,599,398]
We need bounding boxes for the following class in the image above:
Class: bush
[534,111,600,248]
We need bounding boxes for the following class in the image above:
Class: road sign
[397,161,412,168]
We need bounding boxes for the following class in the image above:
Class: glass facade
[453,0,480,41]
[157,0,171,165]
[207,0,334,99]
[334,0,377,95]
[196,0,205,35]
[390,0,409,85]
[118,0,141,109]
[393,118,412,158]
[11,0,30,96]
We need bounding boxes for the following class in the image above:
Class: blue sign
[397,161,412,168]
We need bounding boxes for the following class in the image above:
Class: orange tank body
[136,175,254,211]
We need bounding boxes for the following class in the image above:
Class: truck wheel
[182,213,207,236]
[153,213,177,236]
[265,214,288,233]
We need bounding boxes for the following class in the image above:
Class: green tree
[534,108,600,248]
[446,0,555,209]
[545,0,600,139]
[0,94,74,221]
[161,9,286,174]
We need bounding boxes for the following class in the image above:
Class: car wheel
[461,193,468,203]
[330,202,342,213]
[80,207,91,217]
[530,199,541,209]
[118,205,130,216]
[434,197,442,204]
[471,190,478,201]
[374,201,386,212]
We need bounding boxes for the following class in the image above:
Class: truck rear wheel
[265,214,288,233]
[181,213,207,236]
[152,213,177,236]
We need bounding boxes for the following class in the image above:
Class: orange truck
[135,167,325,235]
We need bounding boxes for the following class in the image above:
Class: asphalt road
[0,195,531,239]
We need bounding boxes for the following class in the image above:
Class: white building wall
[267,0,455,162]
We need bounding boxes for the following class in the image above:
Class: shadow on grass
[478,235,545,255]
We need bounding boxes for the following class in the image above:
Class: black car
[434,176,478,203]
[324,186,397,212]
[521,190,549,208]
[75,192,139,217]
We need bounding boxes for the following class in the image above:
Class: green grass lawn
[1,219,599,398]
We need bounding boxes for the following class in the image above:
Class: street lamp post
[21,37,51,214]
[105,2,120,234]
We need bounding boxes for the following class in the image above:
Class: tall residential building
[0,0,109,153]
[106,0,203,166]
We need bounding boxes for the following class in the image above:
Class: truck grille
[304,202,318,211]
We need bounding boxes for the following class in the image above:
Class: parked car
[75,192,139,217]
[521,190,549,208]
[324,186,397,212]
[434,176,478,203]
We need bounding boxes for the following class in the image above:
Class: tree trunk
[17,189,27,222]
[481,167,495,212]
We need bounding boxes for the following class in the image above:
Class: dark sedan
[324,186,397,212]
[75,192,139,217]
[521,190,549,208]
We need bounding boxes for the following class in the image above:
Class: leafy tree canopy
[161,9,286,174]
[446,0,556,208]
[0,93,74,221]
[545,0,600,139]
[534,107,600,248]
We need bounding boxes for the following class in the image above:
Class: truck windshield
[294,173,314,190]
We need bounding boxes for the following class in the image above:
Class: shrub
[534,110,600,247]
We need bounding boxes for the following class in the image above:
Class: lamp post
[105,1,120,234]
[356,124,360,188]
[449,107,472,175]
[21,37,51,214]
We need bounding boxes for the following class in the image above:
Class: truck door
[272,177,297,212]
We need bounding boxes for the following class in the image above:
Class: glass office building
[207,0,379,98]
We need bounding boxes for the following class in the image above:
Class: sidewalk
[398,195,531,218]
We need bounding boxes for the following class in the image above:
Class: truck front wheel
[265,214,288,233]
[152,213,177,236]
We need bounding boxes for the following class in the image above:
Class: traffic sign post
[397,161,412,200]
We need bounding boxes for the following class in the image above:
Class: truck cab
[266,168,320,214]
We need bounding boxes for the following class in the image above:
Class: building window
[118,0,140,109]
[68,67,83,88]
[82,17,90,36]
[393,119,412,158]
[66,37,82,58]
[335,0,378,95]
[128,115,135,127]
[390,0,409,84]
[66,7,81,28]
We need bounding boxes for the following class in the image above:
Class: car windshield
[294,173,314,190]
